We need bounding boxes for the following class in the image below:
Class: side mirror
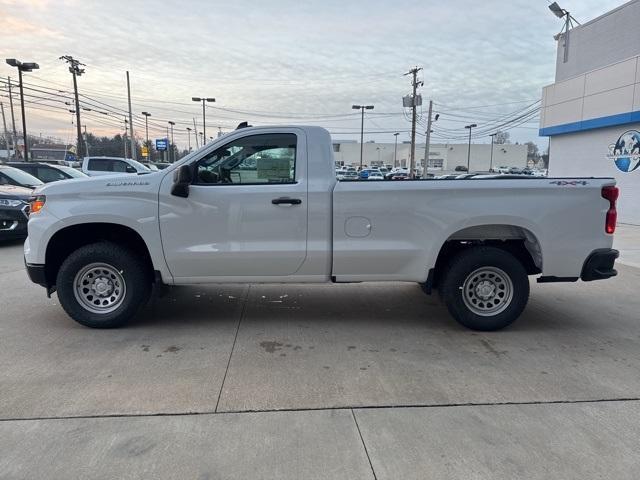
[171,164,193,198]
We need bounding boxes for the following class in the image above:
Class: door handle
[272,197,302,205]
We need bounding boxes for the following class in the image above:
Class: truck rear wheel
[56,242,151,328]
[440,246,529,331]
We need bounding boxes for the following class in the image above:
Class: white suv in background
[82,157,151,177]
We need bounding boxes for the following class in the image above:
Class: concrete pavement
[1,239,640,478]
[614,223,640,268]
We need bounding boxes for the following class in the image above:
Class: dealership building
[540,0,640,224]
[332,141,527,173]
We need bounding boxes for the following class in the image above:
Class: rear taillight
[601,186,619,234]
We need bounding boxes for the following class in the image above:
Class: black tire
[440,246,529,331]
[56,242,151,328]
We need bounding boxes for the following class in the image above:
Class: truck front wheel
[56,242,151,328]
[440,246,529,331]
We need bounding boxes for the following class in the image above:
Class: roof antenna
[236,121,252,129]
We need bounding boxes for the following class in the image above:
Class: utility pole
[192,118,199,148]
[404,66,423,178]
[60,55,85,159]
[7,77,18,159]
[352,104,374,169]
[1,103,11,158]
[126,71,136,160]
[186,127,192,152]
[393,132,399,168]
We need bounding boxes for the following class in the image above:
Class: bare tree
[494,131,510,144]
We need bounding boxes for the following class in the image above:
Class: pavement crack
[214,284,250,413]
[1,397,640,424]
[351,409,378,480]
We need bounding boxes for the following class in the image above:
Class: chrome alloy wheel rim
[461,266,513,316]
[73,263,126,314]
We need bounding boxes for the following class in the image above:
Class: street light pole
[393,132,399,168]
[489,133,497,172]
[192,97,215,145]
[352,104,374,169]
[5,59,39,161]
[186,127,192,152]
[168,121,175,162]
[465,123,477,172]
[142,111,151,159]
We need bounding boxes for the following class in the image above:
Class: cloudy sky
[0,0,628,149]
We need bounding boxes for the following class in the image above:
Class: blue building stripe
[540,109,640,136]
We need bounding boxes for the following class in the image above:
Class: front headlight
[0,199,25,208]
[29,195,46,215]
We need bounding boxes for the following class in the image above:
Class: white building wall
[540,0,640,225]
[549,124,640,225]
[555,0,640,82]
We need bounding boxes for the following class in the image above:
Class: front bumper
[25,261,48,288]
[0,207,28,239]
[581,248,619,281]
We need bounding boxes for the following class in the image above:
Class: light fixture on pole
[465,124,477,172]
[5,58,39,161]
[352,104,374,169]
[141,111,151,158]
[192,97,215,145]
[548,2,580,63]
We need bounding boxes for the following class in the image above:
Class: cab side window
[194,133,296,185]
[88,159,111,172]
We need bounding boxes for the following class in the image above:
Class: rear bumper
[25,261,48,288]
[537,248,618,283]
[581,248,618,281]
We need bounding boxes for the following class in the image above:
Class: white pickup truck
[24,126,619,331]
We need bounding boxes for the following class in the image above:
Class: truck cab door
[158,129,308,280]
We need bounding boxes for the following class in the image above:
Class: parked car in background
[454,165,469,172]
[81,157,151,177]
[0,165,44,189]
[7,162,88,183]
[391,172,409,180]
[495,166,510,174]
[153,162,171,170]
[508,166,522,174]
[0,184,32,240]
[359,168,379,180]
[367,171,384,180]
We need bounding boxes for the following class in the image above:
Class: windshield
[56,165,87,178]
[1,167,44,187]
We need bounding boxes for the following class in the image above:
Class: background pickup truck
[24,126,619,331]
